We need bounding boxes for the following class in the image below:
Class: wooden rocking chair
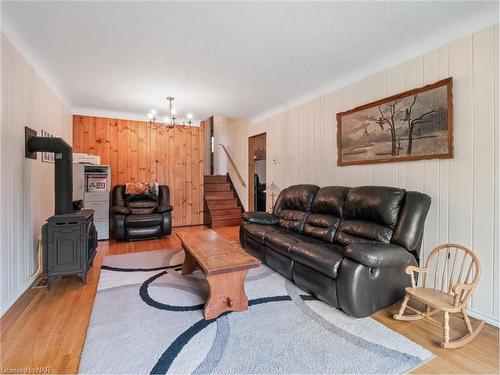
[393,243,484,348]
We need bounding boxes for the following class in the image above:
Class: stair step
[211,217,242,227]
[205,191,234,200]
[204,175,227,184]
[204,183,230,192]
[203,174,242,228]
[209,208,242,219]
[206,199,238,210]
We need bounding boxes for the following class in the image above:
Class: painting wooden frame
[336,77,453,166]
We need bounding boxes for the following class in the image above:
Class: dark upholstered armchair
[111,184,173,241]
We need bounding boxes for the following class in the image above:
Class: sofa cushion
[241,223,278,243]
[290,240,344,279]
[127,200,158,215]
[344,186,405,228]
[311,186,349,218]
[334,231,382,247]
[273,184,319,233]
[125,213,163,228]
[300,186,348,242]
[127,225,161,239]
[277,209,308,233]
[337,220,393,243]
[335,186,405,245]
[302,214,340,242]
[274,184,319,212]
[264,230,305,256]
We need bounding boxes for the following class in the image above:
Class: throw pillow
[124,182,160,202]
[125,182,149,195]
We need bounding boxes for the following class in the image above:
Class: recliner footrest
[125,213,163,228]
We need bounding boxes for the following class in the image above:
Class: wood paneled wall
[73,115,204,226]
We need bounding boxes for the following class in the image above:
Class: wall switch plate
[25,126,37,159]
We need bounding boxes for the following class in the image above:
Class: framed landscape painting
[337,77,453,166]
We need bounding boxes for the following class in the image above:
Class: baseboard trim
[0,272,40,318]
[468,308,499,327]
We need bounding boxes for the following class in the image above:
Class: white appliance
[73,163,85,201]
[72,162,111,240]
[73,153,101,165]
[84,165,110,240]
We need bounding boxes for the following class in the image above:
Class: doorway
[248,133,266,212]
[203,116,214,175]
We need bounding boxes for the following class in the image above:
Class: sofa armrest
[160,211,172,235]
[111,214,126,241]
[343,243,413,268]
[157,204,174,213]
[242,212,278,225]
[111,206,130,215]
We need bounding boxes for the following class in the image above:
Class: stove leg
[47,276,55,290]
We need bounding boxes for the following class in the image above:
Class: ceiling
[2,1,498,123]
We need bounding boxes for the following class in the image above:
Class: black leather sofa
[240,184,431,318]
[111,185,173,241]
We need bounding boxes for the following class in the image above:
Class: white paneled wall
[213,115,249,204]
[223,25,499,325]
[0,34,72,315]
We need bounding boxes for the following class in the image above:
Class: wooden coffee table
[177,229,261,320]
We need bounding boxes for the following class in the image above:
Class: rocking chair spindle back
[394,243,484,348]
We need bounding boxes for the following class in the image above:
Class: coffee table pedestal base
[204,270,249,320]
[182,249,250,320]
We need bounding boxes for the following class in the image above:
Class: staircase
[204,175,243,227]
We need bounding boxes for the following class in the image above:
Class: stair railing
[218,143,246,187]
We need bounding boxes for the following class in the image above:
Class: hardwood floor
[1,225,498,374]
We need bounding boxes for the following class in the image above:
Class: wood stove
[42,210,98,288]
[25,128,98,288]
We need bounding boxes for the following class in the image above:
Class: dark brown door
[248,133,266,211]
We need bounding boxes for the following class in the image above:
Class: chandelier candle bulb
[147,96,191,130]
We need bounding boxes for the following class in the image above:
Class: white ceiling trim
[250,14,499,125]
[72,107,153,122]
[73,107,201,126]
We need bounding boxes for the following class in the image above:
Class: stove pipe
[27,136,73,215]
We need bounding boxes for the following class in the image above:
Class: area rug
[79,248,432,374]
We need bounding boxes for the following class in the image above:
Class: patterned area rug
[79,249,432,374]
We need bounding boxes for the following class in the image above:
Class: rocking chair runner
[393,243,484,348]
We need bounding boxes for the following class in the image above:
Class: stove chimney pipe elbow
[27,136,73,215]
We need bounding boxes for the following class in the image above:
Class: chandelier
[147,97,193,130]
